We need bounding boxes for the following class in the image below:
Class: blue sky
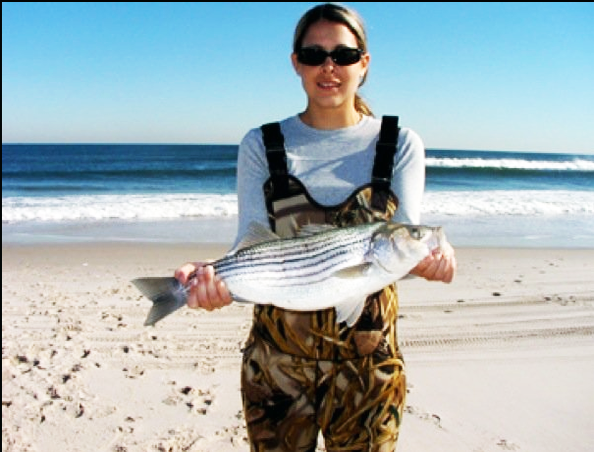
[2,2,593,153]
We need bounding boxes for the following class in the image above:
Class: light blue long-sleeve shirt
[235,114,426,244]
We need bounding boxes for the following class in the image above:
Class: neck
[299,106,362,130]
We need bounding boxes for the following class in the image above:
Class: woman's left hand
[409,241,457,283]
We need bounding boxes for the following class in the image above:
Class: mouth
[317,80,341,90]
[423,227,445,251]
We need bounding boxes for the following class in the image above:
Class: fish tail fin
[131,277,187,326]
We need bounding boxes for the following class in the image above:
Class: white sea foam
[426,157,594,171]
[2,193,238,223]
[3,190,594,224]
[422,190,594,216]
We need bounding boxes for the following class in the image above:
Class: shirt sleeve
[390,128,426,225]
[235,128,271,245]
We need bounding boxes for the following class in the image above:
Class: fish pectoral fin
[333,263,373,279]
[131,277,187,326]
[335,296,366,327]
[228,221,280,254]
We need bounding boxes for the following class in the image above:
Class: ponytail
[355,94,373,117]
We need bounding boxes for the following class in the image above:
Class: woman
[176,3,456,450]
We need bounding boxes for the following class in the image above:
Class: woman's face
[292,19,369,113]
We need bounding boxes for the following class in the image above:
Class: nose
[321,56,335,72]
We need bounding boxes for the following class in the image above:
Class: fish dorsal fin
[228,221,280,254]
[296,223,337,238]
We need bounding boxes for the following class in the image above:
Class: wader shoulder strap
[371,115,400,191]
[370,115,400,211]
[260,122,289,198]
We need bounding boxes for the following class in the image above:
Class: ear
[360,51,370,75]
[291,53,301,76]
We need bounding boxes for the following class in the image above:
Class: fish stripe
[217,248,359,286]
[217,235,366,272]
[214,227,375,286]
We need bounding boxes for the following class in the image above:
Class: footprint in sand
[496,438,520,450]
[404,405,442,428]
[161,382,214,415]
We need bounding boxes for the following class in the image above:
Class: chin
[312,96,347,109]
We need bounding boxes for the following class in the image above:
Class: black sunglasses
[296,46,364,66]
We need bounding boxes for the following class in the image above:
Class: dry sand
[2,242,594,451]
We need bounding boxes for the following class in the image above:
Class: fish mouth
[423,226,446,251]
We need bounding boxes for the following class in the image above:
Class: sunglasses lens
[297,47,362,66]
[333,48,361,65]
[297,48,327,66]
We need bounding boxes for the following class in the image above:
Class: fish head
[371,223,446,274]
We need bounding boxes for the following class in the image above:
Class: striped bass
[132,221,447,327]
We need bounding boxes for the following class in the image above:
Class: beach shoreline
[4,212,594,249]
[3,240,594,451]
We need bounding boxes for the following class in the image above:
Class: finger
[187,277,200,309]
[204,266,222,307]
[425,261,442,281]
[432,257,449,282]
[195,267,215,311]
[444,255,457,283]
[175,262,198,284]
[410,255,433,276]
[205,266,232,308]
[203,265,215,283]
[435,254,457,283]
[214,277,232,305]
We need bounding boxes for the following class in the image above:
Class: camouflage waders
[241,117,406,451]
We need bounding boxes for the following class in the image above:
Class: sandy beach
[2,241,594,451]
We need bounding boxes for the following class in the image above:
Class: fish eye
[410,227,420,239]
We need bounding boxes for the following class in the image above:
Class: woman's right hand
[174,262,232,311]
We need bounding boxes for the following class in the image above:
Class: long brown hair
[293,3,373,117]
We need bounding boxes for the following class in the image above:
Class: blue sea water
[3,144,594,247]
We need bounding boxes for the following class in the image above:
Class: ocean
[3,144,594,248]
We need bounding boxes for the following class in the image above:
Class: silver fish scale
[213,223,381,287]
[133,221,444,326]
